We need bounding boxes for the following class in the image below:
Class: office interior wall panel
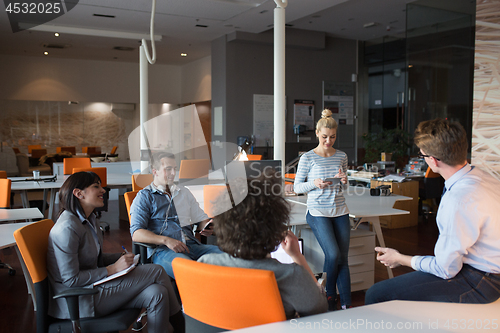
[472,0,500,181]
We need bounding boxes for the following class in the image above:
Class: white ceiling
[0,0,431,65]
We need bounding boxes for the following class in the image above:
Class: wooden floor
[0,200,439,332]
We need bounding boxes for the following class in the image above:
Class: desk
[186,185,409,279]
[10,173,132,220]
[0,208,44,222]
[231,298,500,332]
[288,187,410,279]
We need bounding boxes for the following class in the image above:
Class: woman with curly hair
[293,109,351,311]
[198,173,327,319]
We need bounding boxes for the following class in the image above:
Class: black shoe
[327,296,338,311]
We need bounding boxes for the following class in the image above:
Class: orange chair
[28,145,41,154]
[124,190,138,222]
[172,258,286,331]
[56,146,76,155]
[31,148,47,159]
[110,146,118,155]
[0,178,11,209]
[13,219,141,333]
[178,159,210,183]
[131,174,154,191]
[63,157,91,175]
[203,185,229,218]
[82,146,101,155]
[0,170,7,179]
[246,154,263,161]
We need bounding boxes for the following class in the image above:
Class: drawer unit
[302,227,375,292]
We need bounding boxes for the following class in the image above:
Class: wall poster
[293,100,314,131]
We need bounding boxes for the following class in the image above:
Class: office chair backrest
[14,219,54,284]
[0,170,7,178]
[12,147,21,154]
[72,167,107,187]
[28,145,42,154]
[82,146,101,155]
[56,146,76,155]
[124,191,139,222]
[172,258,286,330]
[110,146,118,155]
[131,174,153,191]
[31,148,48,159]
[246,154,262,161]
[425,166,441,179]
[178,159,210,180]
[63,157,91,175]
[0,178,11,208]
[203,185,228,218]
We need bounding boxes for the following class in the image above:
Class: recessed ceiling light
[113,46,135,51]
[259,10,268,14]
[54,32,59,37]
[93,14,115,18]
[196,24,208,28]
[181,53,187,57]
[408,64,413,68]
[43,51,48,55]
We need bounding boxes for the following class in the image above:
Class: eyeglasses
[418,152,440,161]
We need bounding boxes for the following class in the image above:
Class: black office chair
[13,219,141,333]
[419,167,444,221]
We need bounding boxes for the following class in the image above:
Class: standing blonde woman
[293,109,351,311]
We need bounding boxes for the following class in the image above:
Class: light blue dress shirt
[411,164,500,279]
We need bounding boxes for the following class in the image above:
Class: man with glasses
[365,118,500,304]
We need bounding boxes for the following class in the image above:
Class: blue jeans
[153,239,223,279]
[365,264,500,304]
[306,212,351,306]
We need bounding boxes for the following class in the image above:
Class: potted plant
[362,128,411,169]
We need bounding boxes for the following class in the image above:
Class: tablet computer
[271,239,304,264]
[324,177,342,185]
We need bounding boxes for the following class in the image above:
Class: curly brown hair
[213,173,290,260]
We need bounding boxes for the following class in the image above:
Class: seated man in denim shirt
[130,151,222,278]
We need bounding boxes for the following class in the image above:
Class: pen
[121,246,129,254]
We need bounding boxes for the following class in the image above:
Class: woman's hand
[106,253,134,276]
[335,170,348,184]
[314,178,330,189]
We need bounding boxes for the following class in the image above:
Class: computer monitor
[224,160,282,183]
[271,238,304,264]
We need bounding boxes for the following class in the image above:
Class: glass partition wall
[359,1,475,165]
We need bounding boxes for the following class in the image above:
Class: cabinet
[370,180,419,228]
[302,227,375,292]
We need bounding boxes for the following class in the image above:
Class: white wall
[180,56,211,104]
[0,54,183,104]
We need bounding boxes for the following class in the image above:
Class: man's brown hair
[414,118,468,166]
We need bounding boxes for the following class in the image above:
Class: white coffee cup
[33,170,40,179]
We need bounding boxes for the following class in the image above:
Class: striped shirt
[293,149,349,217]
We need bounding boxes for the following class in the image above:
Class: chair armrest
[53,288,98,321]
[132,241,156,264]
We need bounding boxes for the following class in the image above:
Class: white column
[274,0,287,166]
[139,45,149,173]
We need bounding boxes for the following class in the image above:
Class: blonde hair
[316,109,338,131]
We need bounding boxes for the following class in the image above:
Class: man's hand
[281,230,302,260]
[165,237,189,253]
[106,253,134,276]
[375,247,413,269]
[199,219,214,237]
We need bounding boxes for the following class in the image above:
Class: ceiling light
[19,23,162,41]
[54,32,59,37]
[181,53,187,57]
[363,22,377,28]
[43,52,48,55]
